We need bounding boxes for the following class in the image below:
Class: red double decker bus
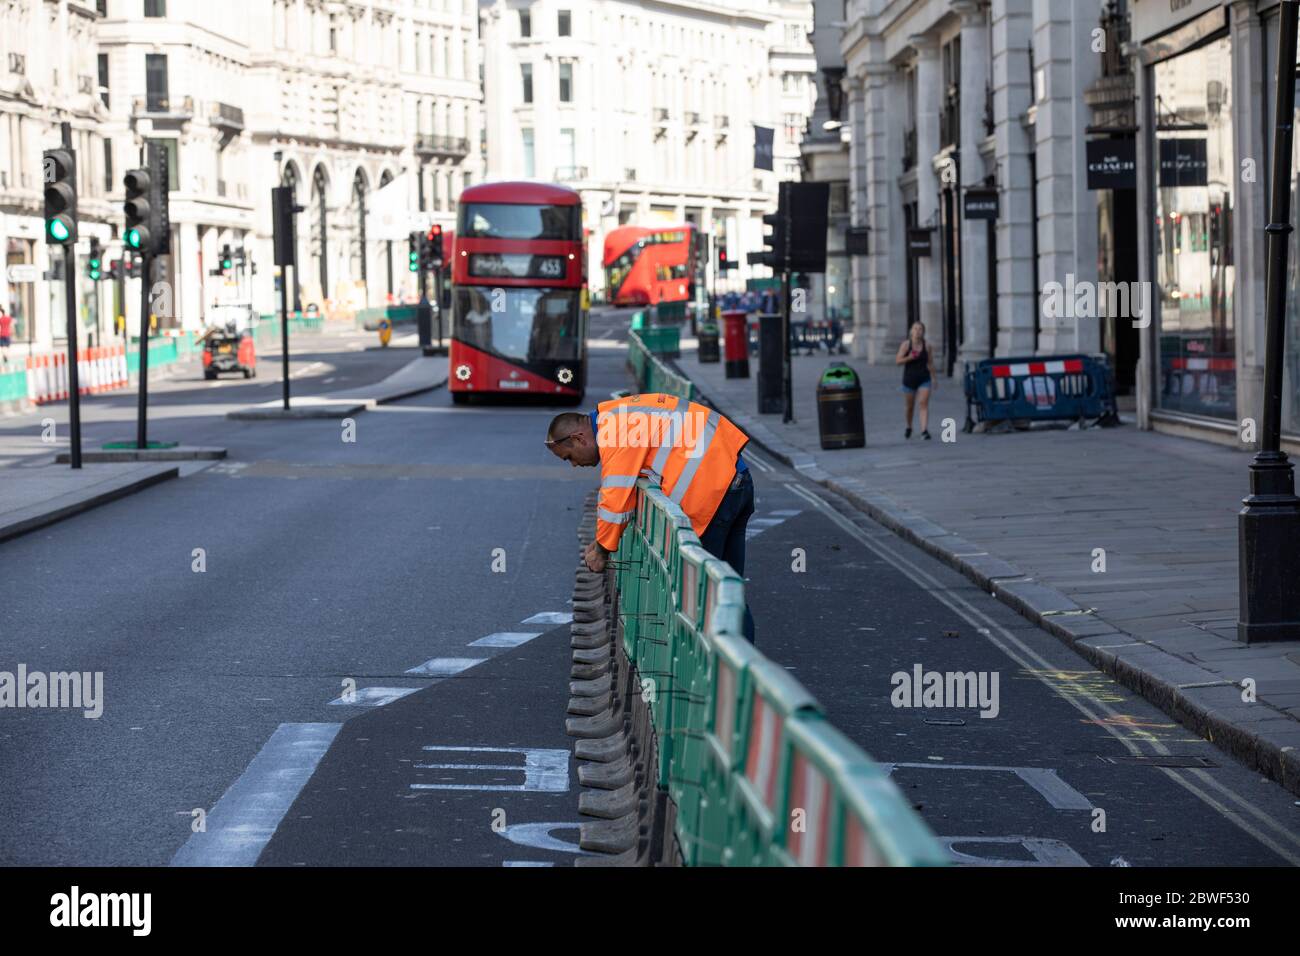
[449,181,588,404]
[603,223,700,306]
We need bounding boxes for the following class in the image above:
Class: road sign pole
[281,264,291,411]
[57,123,84,469]
[136,251,150,450]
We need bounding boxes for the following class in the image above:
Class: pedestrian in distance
[0,305,13,362]
[545,394,757,643]
[896,320,936,439]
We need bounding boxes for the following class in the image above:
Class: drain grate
[1103,754,1218,768]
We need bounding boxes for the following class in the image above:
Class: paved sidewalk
[227,354,447,420]
[1,459,178,543]
[671,345,1300,795]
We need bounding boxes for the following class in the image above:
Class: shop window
[1152,35,1235,421]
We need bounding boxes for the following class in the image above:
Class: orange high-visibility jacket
[595,393,749,552]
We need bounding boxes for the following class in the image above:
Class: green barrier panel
[126,337,179,373]
[612,466,946,867]
[777,716,949,867]
[626,331,694,400]
[0,366,27,403]
[655,300,687,323]
[726,657,821,867]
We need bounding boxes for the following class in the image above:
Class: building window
[521,63,533,104]
[520,8,531,38]
[1153,34,1235,422]
[559,62,572,102]
[522,128,535,178]
[102,139,113,195]
[784,112,801,145]
[558,9,571,36]
[97,53,109,108]
[144,0,166,16]
[145,53,168,111]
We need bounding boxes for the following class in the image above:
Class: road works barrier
[567,481,947,867]
[627,330,694,401]
[5,337,195,410]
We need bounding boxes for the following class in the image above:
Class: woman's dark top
[902,341,930,389]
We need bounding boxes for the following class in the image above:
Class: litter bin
[697,321,721,363]
[817,362,865,449]
[722,310,750,379]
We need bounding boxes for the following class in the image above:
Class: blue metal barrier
[963,354,1119,432]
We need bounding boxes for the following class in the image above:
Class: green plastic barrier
[612,476,947,867]
[0,365,27,403]
[626,331,694,400]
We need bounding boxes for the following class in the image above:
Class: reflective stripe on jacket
[595,392,748,552]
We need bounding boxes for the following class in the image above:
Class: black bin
[697,322,721,363]
[817,363,865,449]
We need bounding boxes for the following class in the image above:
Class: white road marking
[170,722,340,866]
[328,687,419,707]
[503,860,555,867]
[782,480,1300,865]
[470,632,543,648]
[880,762,1093,810]
[521,611,573,625]
[405,657,487,676]
[411,746,569,792]
[745,511,801,541]
[498,822,586,854]
[942,836,1089,867]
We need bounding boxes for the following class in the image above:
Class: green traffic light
[126,228,142,249]
[48,218,71,242]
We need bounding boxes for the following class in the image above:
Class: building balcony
[415,134,471,159]
[554,166,588,182]
[134,94,194,120]
[211,102,245,132]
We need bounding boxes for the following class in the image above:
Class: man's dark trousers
[699,470,756,643]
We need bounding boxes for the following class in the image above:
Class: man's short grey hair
[547,412,589,442]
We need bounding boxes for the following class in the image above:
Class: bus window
[460,202,580,241]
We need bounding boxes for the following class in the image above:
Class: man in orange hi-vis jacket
[546,392,756,642]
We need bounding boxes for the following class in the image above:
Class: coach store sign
[1130,0,1222,44]
[1086,139,1137,190]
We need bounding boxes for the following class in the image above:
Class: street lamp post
[1239,0,1300,643]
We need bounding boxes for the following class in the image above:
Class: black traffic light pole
[1239,0,1300,643]
[56,123,83,469]
[136,244,151,449]
[272,186,301,410]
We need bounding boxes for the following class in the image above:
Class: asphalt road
[2,309,1296,867]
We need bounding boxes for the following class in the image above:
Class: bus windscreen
[455,287,581,361]
[461,203,580,241]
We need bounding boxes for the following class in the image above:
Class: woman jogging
[895,321,936,439]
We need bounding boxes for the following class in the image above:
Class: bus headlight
[455,363,472,381]
[557,367,574,385]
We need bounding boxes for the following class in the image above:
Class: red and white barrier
[743,692,783,811]
[26,345,131,404]
[786,751,831,867]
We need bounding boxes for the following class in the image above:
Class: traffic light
[220,244,234,273]
[107,259,122,281]
[718,244,735,271]
[123,253,141,280]
[425,225,444,269]
[748,210,786,271]
[123,168,151,253]
[44,149,78,245]
[408,231,422,272]
[87,238,102,281]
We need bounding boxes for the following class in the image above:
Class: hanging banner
[1086,138,1137,190]
[1158,139,1208,188]
[753,125,774,171]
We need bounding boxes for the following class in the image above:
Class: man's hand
[584,540,609,573]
